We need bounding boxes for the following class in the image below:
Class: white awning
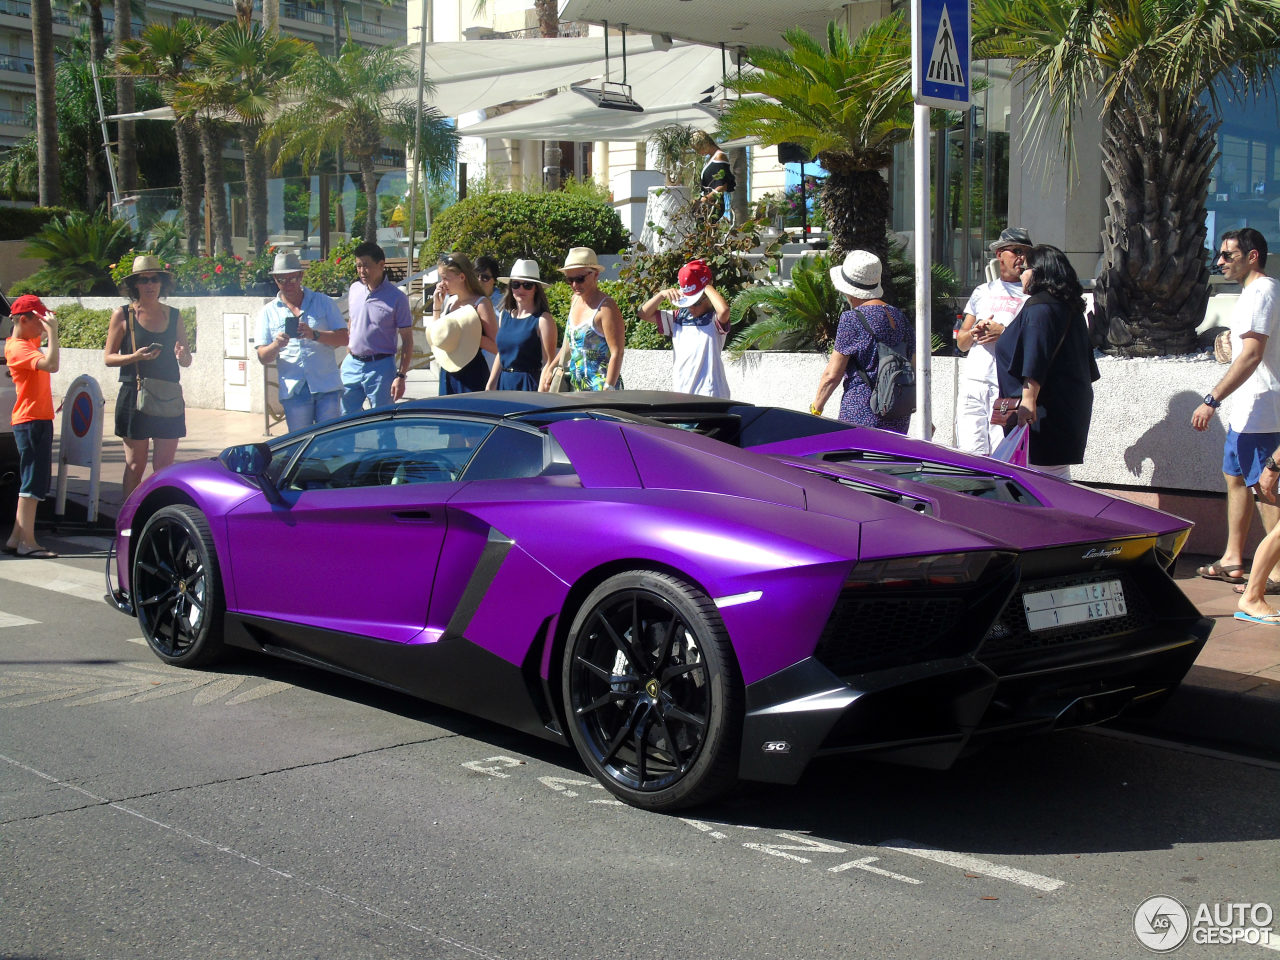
[558,0,861,50]
[106,106,177,122]
[411,35,723,119]
[460,88,720,141]
[456,38,726,141]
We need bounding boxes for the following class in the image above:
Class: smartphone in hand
[284,315,299,338]
[147,342,163,353]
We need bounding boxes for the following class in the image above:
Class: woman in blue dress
[810,250,913,433]
[485,259,558,391]
[428,252,498,393]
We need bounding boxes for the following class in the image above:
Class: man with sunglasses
[255,252,348,431]
[1190,228,1280,587]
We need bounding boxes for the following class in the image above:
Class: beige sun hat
[271,252,304,275]
[428,303,482,372]
[498,258,549,285]
[829,250,884,300]
[560,247,603,274]
[120,254,174,297]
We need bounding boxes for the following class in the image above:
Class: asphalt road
[3,536,1279,960]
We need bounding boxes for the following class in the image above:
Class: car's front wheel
[562,570,742,811]
[133,505,226,668]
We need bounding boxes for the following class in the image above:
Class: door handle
[392,510,435,521]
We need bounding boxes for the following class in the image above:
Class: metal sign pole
[910,0,971,442]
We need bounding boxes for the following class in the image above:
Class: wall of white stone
[45,294,1230,495]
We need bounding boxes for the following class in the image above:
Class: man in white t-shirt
[638,258,731,398]
[1191,228,1280,587]
[954,227,1033,455]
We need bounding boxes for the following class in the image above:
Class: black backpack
[847,308,916,420]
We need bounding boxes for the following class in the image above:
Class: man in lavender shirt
[341,240,414,415]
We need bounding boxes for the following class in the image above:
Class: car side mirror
[219,442,286,505]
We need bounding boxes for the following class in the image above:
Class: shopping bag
[991,423,1029,467]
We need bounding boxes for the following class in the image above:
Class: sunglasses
[274,274,302,283]
[1218,250,1244,262]
[564,273,592,285]
[136,275,163,284]
[510,280,538,291]
[477,273,493,281]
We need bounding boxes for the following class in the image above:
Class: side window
[284,417,492,491]
[265,439,304,486]
[460,425,550,480]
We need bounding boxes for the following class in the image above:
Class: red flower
[334,256,342,264]
[234,255,243,261]
[215,263,224,274]
[201,273,211,280]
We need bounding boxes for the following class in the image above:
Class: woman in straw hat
[540,247,625,392]
[103,254,192,498]
[485,259,558,392]
[809,250,912,433]
[429,252,498,393]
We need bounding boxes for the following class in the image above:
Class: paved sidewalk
[40,404,1280,762]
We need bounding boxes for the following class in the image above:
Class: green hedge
[424,192,627,274]
[0,205,71,242]
[54,303,197,351]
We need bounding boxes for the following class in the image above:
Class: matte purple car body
[107,392,1211,810]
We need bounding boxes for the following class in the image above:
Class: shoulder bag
[548,342,573,393]
[131,306,186,418]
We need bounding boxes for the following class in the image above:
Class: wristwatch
[1203,392,1221,409]
[394,372,406,380]
[1265,457,1279,473]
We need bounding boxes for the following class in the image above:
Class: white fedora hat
[498,258,548,285]
[829,250,884,299]
[560,247,603,274]
[270,252,304,275]
[428,303,482,372]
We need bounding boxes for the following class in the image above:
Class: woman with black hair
[994,244,1100,480]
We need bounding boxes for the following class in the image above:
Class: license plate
[1022,579,1127,632]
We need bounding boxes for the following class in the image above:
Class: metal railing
[0,54,33,74]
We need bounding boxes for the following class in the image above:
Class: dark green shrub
[19,210,137,296]
[424,191,627,273]
[303,238,359,298]
[110,249,246,296]
[53,304,196,351]
[0,205,71,241]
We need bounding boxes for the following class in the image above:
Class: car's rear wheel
[133,505,225,668]
[562,571,741,811]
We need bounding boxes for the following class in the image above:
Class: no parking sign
[56,374,105,522]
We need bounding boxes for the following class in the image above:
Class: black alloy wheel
[133,505,226,668]
[562,570,741,811]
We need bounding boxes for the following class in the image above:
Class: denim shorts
[14,419,53,500]
[1223,428,1280,487]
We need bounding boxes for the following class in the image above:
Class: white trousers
[955,378,1004,457]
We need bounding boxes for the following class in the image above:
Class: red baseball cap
[9,294,49,318]
[675,259,711,308]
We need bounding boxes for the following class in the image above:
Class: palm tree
[113,0,136,193]
[31,0,59,205]
[718,17,915,265]
[264,41,458,243]
[974,0,1280,356]
[188,22,310,254]
[117,20,206,255]
[57,0,107,62]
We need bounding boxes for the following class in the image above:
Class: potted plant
[639,124,700,253]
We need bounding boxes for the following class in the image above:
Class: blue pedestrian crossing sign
[911,0,971,108]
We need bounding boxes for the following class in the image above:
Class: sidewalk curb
[1111,665,1280,762]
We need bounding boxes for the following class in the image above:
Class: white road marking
[680,818,729,840]
[829,857,922,884]
[538,775,594,797]
[743,833,847,864]
[0,751,510,960]
[0,557,104,603]
[0,610,38,628]
[460,756,525,779]
[880,839,1065,892]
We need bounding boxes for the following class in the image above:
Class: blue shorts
[1223,428,1280,486]
[15,419,53,501]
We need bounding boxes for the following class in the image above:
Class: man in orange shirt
[3,294,59,558]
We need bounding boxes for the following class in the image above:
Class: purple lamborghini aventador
[106,392,1210,811]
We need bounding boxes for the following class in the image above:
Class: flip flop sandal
[1233,580,1280,595]
[15,546,58,559]
[1197,562,1248,583]
[1234,610,1280,625]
